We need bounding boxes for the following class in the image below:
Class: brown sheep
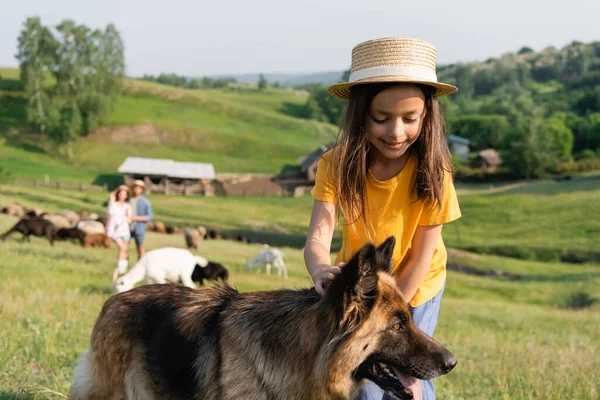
[183,228,201,249]
[1,217,56,245]
[154,221,166,233]
[55,227,86,244]
[197,225,207,239]
[84,233,111,248]
[146,221,155,231]
[207,229,222,240]
[165,225,181,234]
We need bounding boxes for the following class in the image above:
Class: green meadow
[1,175,599,399]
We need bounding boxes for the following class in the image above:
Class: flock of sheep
[1,202,289,291]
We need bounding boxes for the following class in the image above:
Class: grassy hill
[0,67,337,182]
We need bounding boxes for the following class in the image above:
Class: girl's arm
[395,224,443,302]
[126,204,133,223]
[304,199,340,294]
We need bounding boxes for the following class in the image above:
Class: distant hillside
[207,71,345,87]
[0,67,337,183]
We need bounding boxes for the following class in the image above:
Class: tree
[454,64,474,101]
[49,102,82,160]
[518,46,534,55]
[16,17,58,134]
[341,69,351,82]
[503,108,555,179]
[448,114,510,151]
[258,74,268,90]
[543,112,574,160]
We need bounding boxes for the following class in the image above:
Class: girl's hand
[109,191,116,201]
[311,262,344,294]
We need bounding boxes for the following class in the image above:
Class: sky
[1,0,598,78]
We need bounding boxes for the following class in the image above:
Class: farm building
[298,141,336,182]
[447,134,470,161]
[471,149,502,172]
[118,157,217,196]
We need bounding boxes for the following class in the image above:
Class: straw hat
[116,184,131,195]
[130,179,146,189]
[328,37,458,99]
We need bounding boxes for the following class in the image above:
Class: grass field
[0,212,598,399]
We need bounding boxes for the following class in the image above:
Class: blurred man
[129,180,153,260]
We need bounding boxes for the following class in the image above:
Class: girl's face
[117,189,128,201]
[366,84,426,161]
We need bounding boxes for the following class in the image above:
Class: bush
[564,291,596,309]
[557,156,600,173]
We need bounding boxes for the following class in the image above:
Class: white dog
[113,247,208,293]
[246,246,288,279]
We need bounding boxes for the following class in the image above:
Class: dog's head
[325,236,456,400]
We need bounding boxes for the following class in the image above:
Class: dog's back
[70,284,236,400]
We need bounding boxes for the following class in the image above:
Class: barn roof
[117,157,216,180]
[299,141,336,171]
[447,134,471,145]
[476,149,502,166]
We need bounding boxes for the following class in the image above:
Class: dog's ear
[375,236,396,273]
[326,242,379,333]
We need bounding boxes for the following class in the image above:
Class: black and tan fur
[70,236,455,400]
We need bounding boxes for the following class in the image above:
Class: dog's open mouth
[355,360,416,400]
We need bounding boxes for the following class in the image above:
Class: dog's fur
[247,245,288,279]
[70,237,456,400]
[1,217,56,246]
[191,261,229,286]
[113,247,208,293]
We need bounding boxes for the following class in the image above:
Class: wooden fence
[7,178,108,192]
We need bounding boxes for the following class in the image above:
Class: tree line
[300,41,600,179]
[16,17,124,159]
[140,72,275,90]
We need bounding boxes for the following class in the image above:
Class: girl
[304,38,461,400]
[106,184,133,281]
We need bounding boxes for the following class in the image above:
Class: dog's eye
[392,323,401,331]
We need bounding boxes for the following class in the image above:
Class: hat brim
[328,76,458,100]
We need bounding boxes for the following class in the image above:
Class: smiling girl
[303,38,461,400]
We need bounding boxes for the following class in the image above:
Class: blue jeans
[359,283,445,400]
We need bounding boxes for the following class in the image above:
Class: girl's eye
[372,116,387,124]
[403,118,418,124]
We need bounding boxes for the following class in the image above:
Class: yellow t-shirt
[311,151,461,307]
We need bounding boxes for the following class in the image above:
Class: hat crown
[327,37,457,99]
[350,37,438,81]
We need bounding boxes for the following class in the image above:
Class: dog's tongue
[391,366,422,400]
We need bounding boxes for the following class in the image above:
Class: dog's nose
[442,356,457,373]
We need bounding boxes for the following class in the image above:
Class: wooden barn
[117,157,217,196]
[299,141,336,182]
[471,149,502,172]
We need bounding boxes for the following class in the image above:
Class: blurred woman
[106,184,133,281]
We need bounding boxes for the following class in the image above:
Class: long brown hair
[331,82,452,225]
